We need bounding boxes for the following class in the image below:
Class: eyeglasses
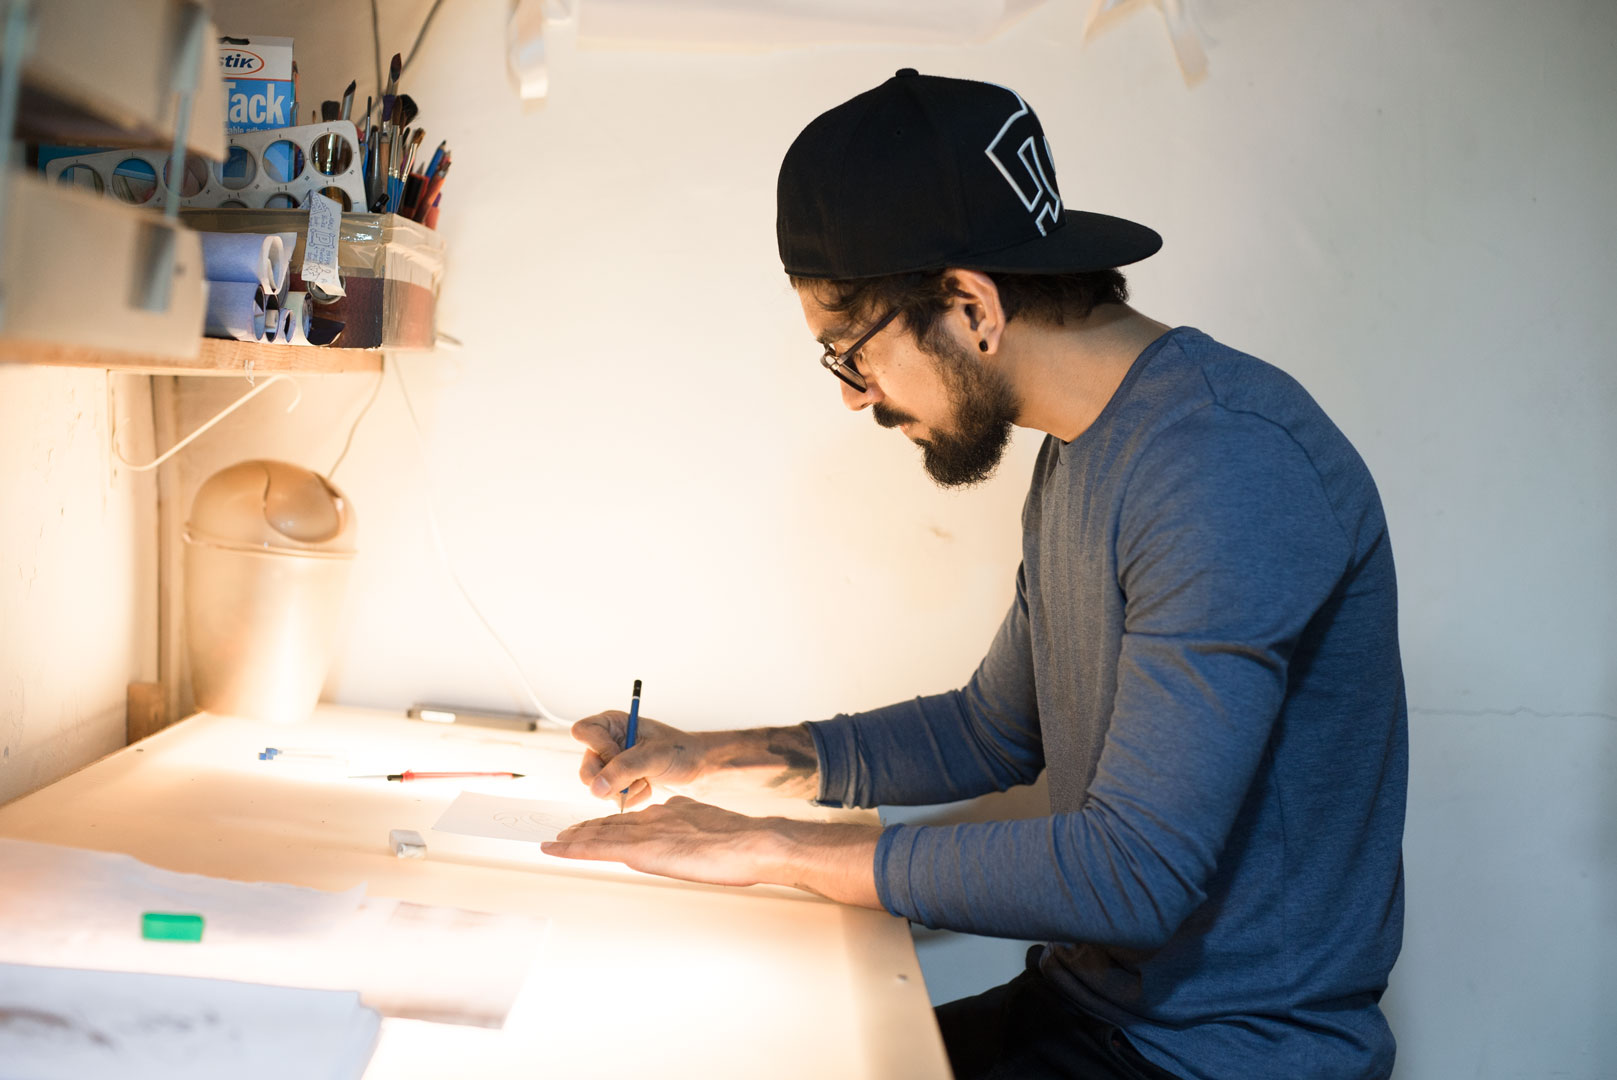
[819,307,902,393]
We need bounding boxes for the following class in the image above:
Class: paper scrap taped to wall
[302,192,346,299]
[508,0,550,99]
[576,0,1053,47]
[1084,0,1209,83]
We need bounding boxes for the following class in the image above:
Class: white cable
[390,358,569,730]
[107,372,301,473]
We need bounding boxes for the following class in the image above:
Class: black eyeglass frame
[819,307,902,393]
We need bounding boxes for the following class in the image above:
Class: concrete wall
[0,369,157,806]
[187,1,1617,1075]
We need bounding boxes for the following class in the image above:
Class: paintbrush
[399,129,425,185]
[365,123,380,207]
[381,52,401,117]
[340,78,356,121]
[370,123,391,212]
[393,129,426,213]
[383,97,406,213]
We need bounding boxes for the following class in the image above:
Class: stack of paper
[0,961,378,1080]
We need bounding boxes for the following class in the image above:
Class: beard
[872,330,1021,488]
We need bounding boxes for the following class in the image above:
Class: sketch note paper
[347,899,547,1028]
[432,790,605,843]
[0,961,379,1080]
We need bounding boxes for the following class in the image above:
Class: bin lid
[185,460,357,556]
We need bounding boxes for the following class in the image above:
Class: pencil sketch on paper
[0,961,381,1080]
[491,808,583,836]
[432,791,602,844]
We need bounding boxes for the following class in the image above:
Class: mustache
[872,403,917,429]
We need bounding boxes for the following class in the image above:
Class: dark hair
[790,268,1129,345]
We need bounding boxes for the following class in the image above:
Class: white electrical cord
[107,372,301,473]
[105,362,565,728]
[390,358,569,730]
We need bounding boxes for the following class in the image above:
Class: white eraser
[389,828,427,859]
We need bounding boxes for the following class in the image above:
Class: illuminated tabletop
[0,704,951,1079]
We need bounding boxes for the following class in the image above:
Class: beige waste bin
[185,460,357,723]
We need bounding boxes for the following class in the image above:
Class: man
[541,70,1407,1080]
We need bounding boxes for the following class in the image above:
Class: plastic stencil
[45,121,369,212]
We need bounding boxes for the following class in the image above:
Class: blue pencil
[619,679,641,812]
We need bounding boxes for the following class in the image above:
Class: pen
[349,771,526,781]
[619,678,641,813]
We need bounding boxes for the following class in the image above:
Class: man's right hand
[572,711,711,809]
[569,715,824,807]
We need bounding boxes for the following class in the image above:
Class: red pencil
[414,155,450,224]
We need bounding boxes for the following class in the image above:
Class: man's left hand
[541,796,884,908]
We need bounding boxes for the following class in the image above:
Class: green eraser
[141,911,205,942]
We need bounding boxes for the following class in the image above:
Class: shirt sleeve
[871,406,1353,948]
[808,562,1045,809]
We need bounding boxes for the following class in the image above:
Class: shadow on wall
[1380,709,1617,1080]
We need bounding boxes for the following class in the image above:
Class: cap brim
[953,210,1162,274]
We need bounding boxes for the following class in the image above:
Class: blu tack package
[218,36,296,134]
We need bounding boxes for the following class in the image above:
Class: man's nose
[840,377,881,411]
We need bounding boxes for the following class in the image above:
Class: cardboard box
[2,171,206,358]
[218,36,296,134]
[181,208,444,349]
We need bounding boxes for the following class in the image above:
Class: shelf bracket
[0,0,35,332]
[134,0,209,314]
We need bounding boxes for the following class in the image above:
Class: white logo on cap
[984,87,1063,236]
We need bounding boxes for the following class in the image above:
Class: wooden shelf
[0,337,388,376]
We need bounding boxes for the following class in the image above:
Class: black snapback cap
[778,69,1161,280]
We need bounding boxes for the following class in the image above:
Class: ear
[943,268,1006,356]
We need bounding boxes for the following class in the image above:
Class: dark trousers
[934,947,1182,1080]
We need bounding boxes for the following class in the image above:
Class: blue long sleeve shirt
[810,328,1407,1080]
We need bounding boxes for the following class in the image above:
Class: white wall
[0,369,158,805]
[183,0,1617,1075]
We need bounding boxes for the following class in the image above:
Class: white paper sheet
[0,961,379,1080]
[0,839,547,1029]
[431,790,606,844]
[349,900,550,1026]
[0,838,365,944]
